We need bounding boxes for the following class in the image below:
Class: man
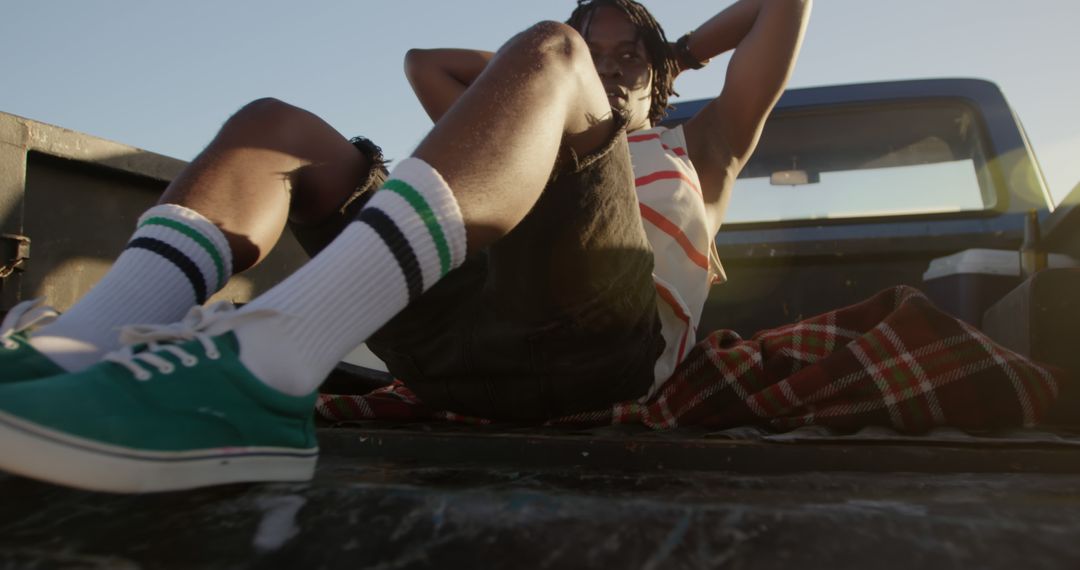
[0,0,811,492]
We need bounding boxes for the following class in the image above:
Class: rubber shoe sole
[0,408,317,493]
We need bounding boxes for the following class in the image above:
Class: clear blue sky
[2,1,1078,205]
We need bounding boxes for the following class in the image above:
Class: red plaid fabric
[316,287,1063,433]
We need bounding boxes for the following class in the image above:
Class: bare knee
[216,97,319,145]
[497,21,614,156]
[500,21,594,83]
[230,97,305,124]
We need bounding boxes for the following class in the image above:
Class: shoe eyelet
[159,363,175,374]
[206,350,221,360]
[135,371,152,381]
[181,356,198,367]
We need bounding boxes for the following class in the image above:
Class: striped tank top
[628,125,726,398]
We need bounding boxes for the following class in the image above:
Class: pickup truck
[0,78,1078,568]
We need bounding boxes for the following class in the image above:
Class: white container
[922,248,1079,325]
[923,248,1078,281]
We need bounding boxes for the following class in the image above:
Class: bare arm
[678,0,813,233]
[404,48,494,123]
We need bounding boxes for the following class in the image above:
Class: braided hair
[567,0,678,125]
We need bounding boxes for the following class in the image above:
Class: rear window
[727,101,995,224]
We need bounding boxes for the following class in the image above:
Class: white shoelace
[104,301,279,381]
[0,298,59,350]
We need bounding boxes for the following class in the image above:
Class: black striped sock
[30,204,232,372]
[233,157,467,395]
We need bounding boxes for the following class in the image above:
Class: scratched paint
[252,495,306,554]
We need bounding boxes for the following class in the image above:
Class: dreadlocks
[566,0,678,125]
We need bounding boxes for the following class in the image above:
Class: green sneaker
[0,302,318,493]
[0,299,65,383]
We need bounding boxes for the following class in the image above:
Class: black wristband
[675,32,710,70]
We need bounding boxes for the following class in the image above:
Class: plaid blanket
[316,286,1063,433]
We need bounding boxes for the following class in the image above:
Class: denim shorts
[294,127,665,421]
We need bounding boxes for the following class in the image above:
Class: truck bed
[2,78,1079,568]
[4,422,1080,568]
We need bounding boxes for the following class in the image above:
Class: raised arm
[677,0,812,232]
[404,48,494,123]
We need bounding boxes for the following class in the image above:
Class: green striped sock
[31,204,233,372]
[232,157,466,395]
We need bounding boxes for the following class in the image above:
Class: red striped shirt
[627,133,661,143]
[638,204,710,270]
[635,170,701,197]
[627,133,687,157]
[629,125,717,393]
[654,282,692,362]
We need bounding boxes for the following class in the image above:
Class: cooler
[921,248,1078,326]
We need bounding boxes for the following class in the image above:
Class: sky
[2,1,1079,206]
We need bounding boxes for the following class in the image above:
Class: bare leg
[30,21,629,389]
[413,21,616,250]
[166,20,611,267]
[24,99,376,372]
[160,98,373,271]
[371,22,657,418]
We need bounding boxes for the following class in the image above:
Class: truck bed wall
[0,112,309,311]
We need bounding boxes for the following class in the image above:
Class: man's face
[581,5,654,132]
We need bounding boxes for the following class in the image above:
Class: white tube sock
[31,204,232,371]
[232,157,467,396]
